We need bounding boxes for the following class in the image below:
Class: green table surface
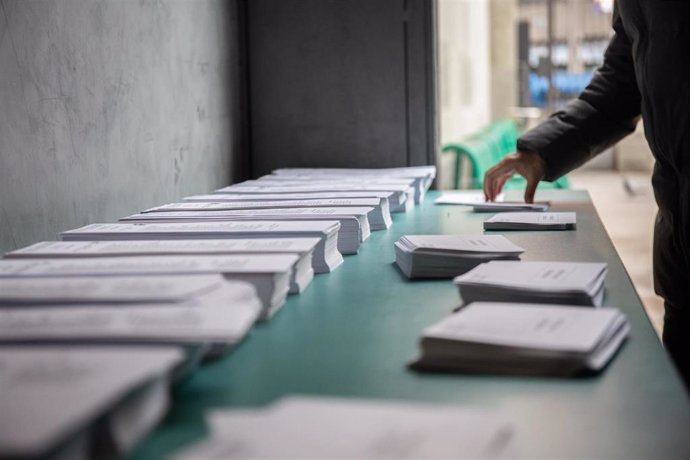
[129,190,690,459]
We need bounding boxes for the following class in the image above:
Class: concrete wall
[0,0,245,252]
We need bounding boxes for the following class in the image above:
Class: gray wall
[0,0,246,252]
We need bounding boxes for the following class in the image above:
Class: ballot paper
[5,238,329,274]
[0,283,262,353]
[453,261,608,307]
[435,194,549,212]
[213,184,413,213]
[176,396,514,459]
[243,175,425,204]
[144,198,392,230]
[120,207,373,254]
[0,255,300,320]
[394,235,524,279]
[0,346,183,460]
[484,212,577,231]
[434,192,505,205]
[0,275,262,355]
[0,274,255,305]
[471,202,550,213]
[5,240,319,286]
[183,191,404,214]
[410,302,629,376]
[272,165,436,194]
[60,221,344,273]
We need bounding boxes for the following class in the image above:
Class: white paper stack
[213,184,413,213]
[0,255,300,320]
[434,192,505,205]
[176,396,514,459]
[119,207,371,254]
[0,275,262,354]
[435,193,548,212]
[60,221,344,273]
[183,190,403,214]
[0,346,183,460]
[245,174,424,204]
[5,237,327,274]
[484,212,577,231]
[410,302,629,376]
[272,165,436,203]
[145,198,392,230]
[394,235,525,279]
[453,261,608,307]
[471,202,550,213]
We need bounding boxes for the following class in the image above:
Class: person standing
[483,1,690,385]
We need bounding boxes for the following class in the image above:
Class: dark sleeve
[517,5,642,181]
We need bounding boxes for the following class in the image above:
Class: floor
[569,170,664,337]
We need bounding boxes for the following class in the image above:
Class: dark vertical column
[518,20,531,107]
[406,0,438,168]
[246,0,437,177]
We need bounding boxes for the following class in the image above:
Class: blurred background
[436,0,662,334]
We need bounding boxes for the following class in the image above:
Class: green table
[129,190,690,459]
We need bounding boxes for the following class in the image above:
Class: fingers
[524,177,539,204]
[483,161,515,201]
[494,173,512,198]
[483,151,546,203]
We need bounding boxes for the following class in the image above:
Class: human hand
[483,150,546,203]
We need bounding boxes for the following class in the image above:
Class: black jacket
[518,0,690,306]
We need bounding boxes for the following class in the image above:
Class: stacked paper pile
[0,275,262,360]
[0,255,298,319]
[434,192,549,212]
[272,165,436,203]
[61,221,344,272]
[184,190,402,214]
[119,207,372,254]
[4,237,324,271]
[176,396,514,459]
[454,261,608,307]
[394,235,524,278]
[484,212,577,231]
[0,347,183,460]
[144,198,393,230]
[213,183,413,213]
[410,302,629,376]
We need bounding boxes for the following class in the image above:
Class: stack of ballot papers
[143,198,392,230]
[60,221,344,273]
[272,165,436,202]
[453,261,608,307]
[119,207,371,254]
[484,212,577,231]
[183,190,404,214]
[471,202,550,213]
[213,184,414,213]
[0,346,183,459]
[272,165,436,183]
[434,192,505,205]
[5,238,319,294]
[4,237,328,273]
[176,396,514,459]
[0,275,262,356]
[410,302,630,376]
[434,193,549,212]
[0,255,301,320]
[394,235,525,279]
[243,175,426,205]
